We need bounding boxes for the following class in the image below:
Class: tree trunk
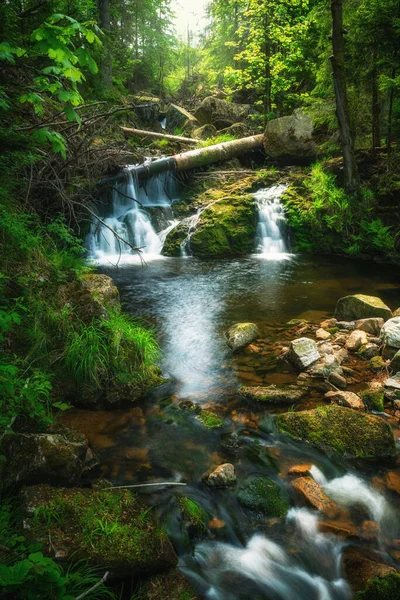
[120,127,200,144]
[98,0,112,87]
[330,0,359,194]
[371,43,381,149]
[263,12,272,125]
[117,134,264,180]
[387,64,396,152]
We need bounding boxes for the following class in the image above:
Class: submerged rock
[1,424,99,489]
[264,109,317,160]
[381,317,400,349]
[276,406,396,460]
[335,295,392,322]
[225,322,259,350]
[291,476,337,516]
[22,485,177,576]
[237,475,289,516]
[239,384,307,404]
[325,390,365,411]
[288,337,321,370]
[205,463,236,488]
[197,410,223,429]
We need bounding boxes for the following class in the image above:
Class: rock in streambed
[225,322,260,350]
[239,384,307,404]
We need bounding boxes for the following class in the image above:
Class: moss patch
[24,485,177,576]
[197,410,223,429]
[162,223,189,256]
[178,497,208,534]
[237,475,289,516]
[276,406,396,460]
[360,389,385,412]
[354,573,400,600]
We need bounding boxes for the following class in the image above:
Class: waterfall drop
[254,184,291,259]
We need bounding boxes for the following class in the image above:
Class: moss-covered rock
[138,569,200,600]
[276,406,396,460]
[369,356,387,372]
[335,295,392,322]
[239,384,307,404]
[354,573,400,599]
[0,424,99,489]
[58,274,120,324]
[225,322,259,350]
[162,222,190,256]
[360,388,385,412]
[190,194,257,257]
[22,485,177,577]
[178,497,208,535]
[197,410,223,429]
[237,475,289,516]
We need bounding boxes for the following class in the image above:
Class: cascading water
[87,167,179,263]
[254,184,290,259]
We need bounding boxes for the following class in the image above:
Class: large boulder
[162,221,189,257]
[165,103,199,133]
[237,475,289,516]
[288,338,321,370]
[59,273,120,323]
[380,317,400,349]
[276,406,396,460]
[22,485,177,577]
[190,194,257,257]
[335,295,392,322]
[239,384,307,404]
[194,97,253,129]
[225,322,259,350]
[0,424,99,489]
[264,109,317,160]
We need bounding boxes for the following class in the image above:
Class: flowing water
[76,176,400,598]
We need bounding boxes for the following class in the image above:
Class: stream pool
[63,254,400,599]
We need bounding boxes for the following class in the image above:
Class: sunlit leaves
[32,129,67,159]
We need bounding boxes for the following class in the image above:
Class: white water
[254,184,291,260]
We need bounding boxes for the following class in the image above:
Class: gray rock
[316,328,331,340]
[165,103,199,133]
[357,343,380,360]
[328,372,347,389]
[264,109,317,160]
[325,390,364,411]
[225,322,259,350]
[289,337,321,370]
[206,463,236,487]
[390,351,400,373]
[193,123,217,139]
[194,97,253,128]
[346,330,368,352]
[336,321,356,330]
[381,317,400,349]
[239,384,307,404]
[335,295,392,322]
[354,318,384,336]
[385,373,400,390]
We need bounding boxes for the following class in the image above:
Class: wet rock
[297,373,331,393]
[291,476,337,516]
[205,463,236,488]
[336,321,356,330]
[288,464,313,476]
[220,432,242,458]
[355,318,385,336]
[226,323,259,351]
[178,497,209,536]
[343,546,396,592]
[386,471,400,494]
[357,343,380,360]
[360,520,380,540]
[264,109,317,160]
[381,317,400,349]
[288,337,321,370]
[1,425,99,489]
[390,351,400,372]
[335,295,392,322]
[239,384,307,404]
[318,520,356,539]
[346,330,368,352]
[316,328,331,340]
[328,371,347,389]
[276,406,396,460]
[22,485,177,577]
[237,475,289,516]
[59,274,120,323]
[370,356,387,372]
[193,123,217,139]
[385,373,400,390]
[139,569,200,600]
[194,97,253,128]
[325,391,365,411]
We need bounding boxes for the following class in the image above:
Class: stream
[65,173,400,598]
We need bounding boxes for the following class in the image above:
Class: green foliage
[354,573,400,600]
[198,134,236,147]
[65,325,109,387]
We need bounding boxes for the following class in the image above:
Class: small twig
[75,571,110,600]
[103,482,187,491]
[110,186,144,208]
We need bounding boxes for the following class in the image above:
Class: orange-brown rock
[288,464,313,476]
[209,517,226,529]
[343,546,396,591]
[360,520,380,540]
[291,476,337,517]
[386,471,400,494]
[318,520,356,539]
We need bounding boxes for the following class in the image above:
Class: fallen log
[120,126,199,145]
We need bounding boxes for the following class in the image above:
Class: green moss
[327,327,340,334]
[178,497,208,533]
[276,405,396,459]
[237,475,289,516]
[360,389,385,412]
[354,573,400,600]
[162,223,189,256]
[369,356,386,372]
[197,410,223,429]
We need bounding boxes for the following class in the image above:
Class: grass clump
[197,410,223,429]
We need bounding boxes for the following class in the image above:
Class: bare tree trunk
[387,64,396,152]
[98,0,112,87]
[330,0,359,194]
[134,0,139,90]
[371,44,381,149]
[263,12,272,125]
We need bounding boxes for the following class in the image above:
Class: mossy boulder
[276,406,396,460]
[225,322,259,350]
[59,274,120,323]
[22,485,177,577]
[0,424,99,489]
[335,295,392,322]
[194,97,253,128]
[190,194,257,257]
[237,475,289,516]
[138,569,200,600]
[239,384,307,404]
[354,573,400,600]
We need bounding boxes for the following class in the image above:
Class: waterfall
[254,184,290,259]
[87,167,179,263]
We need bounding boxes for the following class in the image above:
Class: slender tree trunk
[98,0,112,87]
[371,43,381,149]
[330,0,359,194]
[387,63,397,152]
[263,12,272,125]
[134,0,139,90]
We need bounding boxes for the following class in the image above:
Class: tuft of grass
[65,324,109,388]
[198,133,236,148]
